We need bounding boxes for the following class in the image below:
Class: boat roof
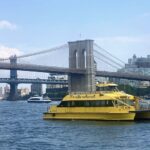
[29,96,42,99]
[96,82,118,87]
[63,91,134,101]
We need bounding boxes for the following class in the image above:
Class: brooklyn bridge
[0,39,150,100]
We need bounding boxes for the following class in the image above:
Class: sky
[0,0,150,77]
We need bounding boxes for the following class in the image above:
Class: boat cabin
[96,82,118,92]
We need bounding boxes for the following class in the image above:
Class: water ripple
[0,101,150,150]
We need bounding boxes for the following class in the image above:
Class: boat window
[85,101,90,106]
[96,86,118,92]
[71,101,75,107]
[95,101,101,106]
[67,101,71,107]
[123,100,134,106]
[116,100,124,106]
[29,98,40,100]
[100,101,106,106]
[106,100,113,106]
[58,100,114,107]
[116,99,134,106]
[58,101,67,107]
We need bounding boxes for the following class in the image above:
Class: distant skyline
[0,0,150,67]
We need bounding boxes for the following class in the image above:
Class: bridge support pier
[68,40,96,93]
[9,83,18,100]
[9,55,18,100]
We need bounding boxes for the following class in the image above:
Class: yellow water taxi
[97,82,150,120]
[43,83,137,121]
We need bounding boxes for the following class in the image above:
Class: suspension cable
[94,50,124,68]
[0,58,9,61]
[94,55,120,69]
[0,43,68,61]
[94,43,126,64]
[17,44,68,59]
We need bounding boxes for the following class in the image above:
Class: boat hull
[43,112,135,121]
[134,110,150,120]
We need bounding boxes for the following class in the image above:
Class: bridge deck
[0,62,150,81]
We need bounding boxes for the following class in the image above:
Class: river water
[0,100,150,150]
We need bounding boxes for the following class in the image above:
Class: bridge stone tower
[9,55,18,100]
[68,39,96,92]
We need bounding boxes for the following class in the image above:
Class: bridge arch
[73,50,79,69]
[82,49,86,69]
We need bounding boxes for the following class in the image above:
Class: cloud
[95,36,150,44]
[0,44,23,59]
[0,20,17,30]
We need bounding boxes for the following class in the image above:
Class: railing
[0,78,68,84]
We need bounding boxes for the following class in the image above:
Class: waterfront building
[118,54,150,87]
[46,74,68,100]
[122,54,150,75]
[0,87,3,97]
[19,88,30,96]
[4,84,10,97]
[0,87,3,99]
[31,83,42,96]
[47,74,68,89]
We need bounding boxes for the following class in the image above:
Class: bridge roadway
[0,62,85,74]
[96,71,150,81]
[0,78,68,84]
[1,62,150,81]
